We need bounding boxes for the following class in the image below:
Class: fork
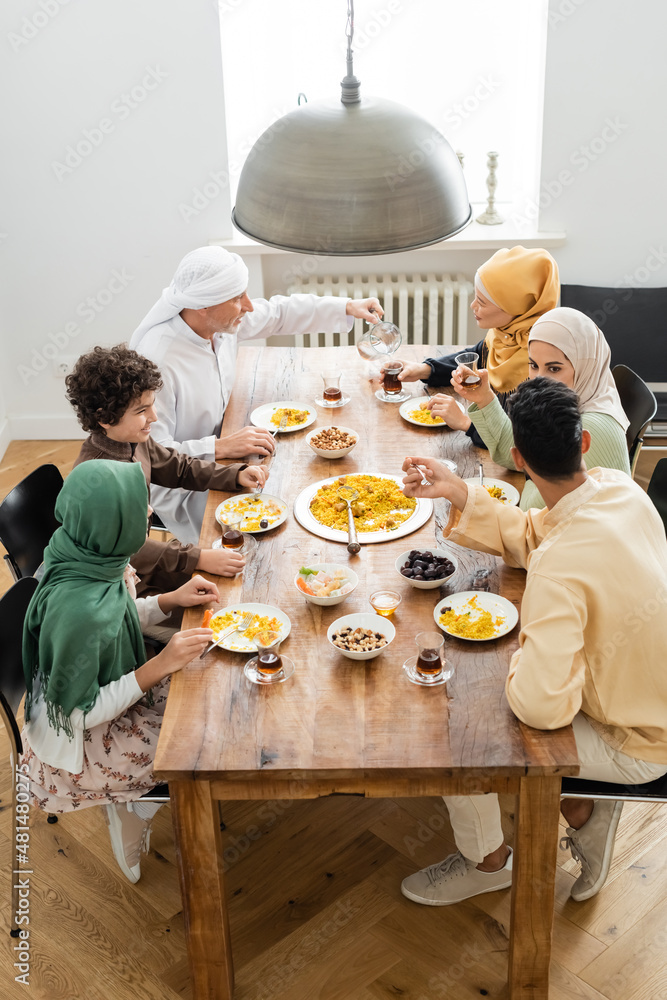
[200,611,254,659]
[254,414,288,494]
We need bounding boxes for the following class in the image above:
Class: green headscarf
[23,461,149,739]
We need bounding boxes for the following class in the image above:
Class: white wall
[0,0,233,442]
[539,0,667,286]
[0,0,665,457]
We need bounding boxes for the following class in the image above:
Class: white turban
[130,247,249,348]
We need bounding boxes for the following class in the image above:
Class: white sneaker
[561,800,623,901]
[104,803,152,883]
[401,848,513,906]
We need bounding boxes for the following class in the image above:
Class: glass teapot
[356,320,402,363]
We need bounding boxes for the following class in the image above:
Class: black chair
[647,458,667,533]
[611,365,657,477]
[0,577,38,936]
[562,772,667,804]
[560,284,667,429]
[148,509,171,540]
[0,465,63,581]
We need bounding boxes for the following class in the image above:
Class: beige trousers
[444,713,667,863]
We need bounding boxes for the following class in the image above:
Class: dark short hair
[65,344,163,432]
[508,377,582,480]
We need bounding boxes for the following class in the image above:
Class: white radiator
[285,273,475,348]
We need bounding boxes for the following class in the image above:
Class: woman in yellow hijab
[472,246,560,392]
[386,247,559,443]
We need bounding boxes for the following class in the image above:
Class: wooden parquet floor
[1,441,666,1000]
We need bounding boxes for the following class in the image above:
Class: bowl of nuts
[306,426,358,459]
[394,548,458,590]
[327,612,396,661]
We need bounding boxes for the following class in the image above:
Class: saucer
[244,655,295,685]
[403,654,452,687]
[314,394,351,408]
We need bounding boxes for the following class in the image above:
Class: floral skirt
[20,678,170,813]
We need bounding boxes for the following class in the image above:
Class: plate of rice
[462,478,521,506]
[251,401,316,433]
[433,591,518,641]
[399,399,445,427]
[215,494,287,533]
[293,472,433,545]
[209,603,291,653]
[399,397,466,427]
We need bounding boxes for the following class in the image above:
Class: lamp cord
[341,0,361,105]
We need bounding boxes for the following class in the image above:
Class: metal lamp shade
[232,96,472,256]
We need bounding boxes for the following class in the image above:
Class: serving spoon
[336,485,361,554]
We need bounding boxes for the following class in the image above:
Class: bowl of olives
[394,548,458,590]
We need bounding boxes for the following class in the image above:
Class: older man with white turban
[130,246,382,544]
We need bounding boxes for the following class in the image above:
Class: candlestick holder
[476,151,504,226]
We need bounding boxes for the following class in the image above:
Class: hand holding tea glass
[403,631,452,687]
[244,630,295,685]
[376,361,411,403]
[451,359,495,408]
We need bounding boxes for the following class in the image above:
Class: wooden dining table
[154,344,579,1000]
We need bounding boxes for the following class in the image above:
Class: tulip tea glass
[375,361,411,403]
[213,511,258,557]
[454,351,481,391]
[318,370,350,407]
[244,630,294,685]
[403,631,452,687]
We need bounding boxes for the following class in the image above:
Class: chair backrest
[611,365,657,468]
[0,464,63,579]
[647,458,667,534]
[560,284,667,384]
[0,577,38,757]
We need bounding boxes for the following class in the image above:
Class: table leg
[508,775,561,1000]
[170,780,234,1000]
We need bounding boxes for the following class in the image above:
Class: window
[220,0,548,215]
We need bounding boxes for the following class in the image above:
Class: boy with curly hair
[66,344,267,598]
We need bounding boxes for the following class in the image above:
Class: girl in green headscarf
[20,460,217,882]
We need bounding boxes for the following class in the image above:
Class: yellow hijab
[478,247,559,392]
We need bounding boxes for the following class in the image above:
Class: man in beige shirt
[400,377,667,907]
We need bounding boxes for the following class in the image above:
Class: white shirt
[138,294,352,544]
[24,596,168,773]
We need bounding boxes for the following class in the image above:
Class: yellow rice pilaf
[439,596,505,639]
[211,611,283,642]
[309,474,417,532]
[408,408,444,425]
[484,484,507,502]
[271,407,309,427]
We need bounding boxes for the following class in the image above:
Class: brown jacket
[75,433,245,595]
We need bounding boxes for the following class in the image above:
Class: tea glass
[212,512,258,557]
[454,351,481,392]
[244,630,294,685]
[375,362,411,403]
[403,630,452,687]
[319,370,349,407]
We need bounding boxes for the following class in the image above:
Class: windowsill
[210,203,565,256]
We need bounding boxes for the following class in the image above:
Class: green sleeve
[468,396,518,470]
[581,413,630,475]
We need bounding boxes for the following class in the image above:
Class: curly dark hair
[66,344,163,432]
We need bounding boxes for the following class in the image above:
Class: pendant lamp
[232,0,472,256]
